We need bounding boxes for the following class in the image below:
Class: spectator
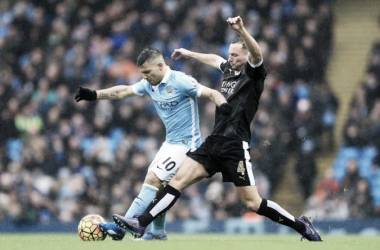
[0,0,337,224]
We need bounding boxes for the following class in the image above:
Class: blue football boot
[99,222,126,241]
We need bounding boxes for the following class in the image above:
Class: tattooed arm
[75,85,136,102]
[96,85,135,100]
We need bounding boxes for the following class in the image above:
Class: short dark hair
[137,47,162,67]
[231,37,247,50]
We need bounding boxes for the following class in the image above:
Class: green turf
[0,233,379,250]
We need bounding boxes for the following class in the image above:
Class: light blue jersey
[132,67,204,148]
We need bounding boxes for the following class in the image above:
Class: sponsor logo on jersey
[155,100,179,110]
[221,80,238,94]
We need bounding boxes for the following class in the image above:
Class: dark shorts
[187,135,256,186]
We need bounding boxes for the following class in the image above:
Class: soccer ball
[78,214,107,241]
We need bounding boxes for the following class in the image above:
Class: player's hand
[75,86,97,102]
[219,103,233,116]
[226,16,244,31]
[171,48,191,60]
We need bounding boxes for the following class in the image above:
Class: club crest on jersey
[166,86,173,94]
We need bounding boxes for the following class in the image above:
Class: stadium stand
[2,0,372,227]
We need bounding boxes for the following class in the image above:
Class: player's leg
[113,156,209,237]
[138,144,190,240]
[225,139,322,241]
[236,185,302,230]
[221,140,305,231]
[128,173,165,241]
[113,143,195,238]
[99,174,160,241]
[125,174,161,218]
[236,185,322,241]
[145,213,168,240]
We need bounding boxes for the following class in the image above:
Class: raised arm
[200,86,232,116]
[227,16,263,65]
[171,48,225,70]
[75,85,136,102]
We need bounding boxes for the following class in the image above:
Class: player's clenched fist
[226,16,243,30]
[75,86,97,102]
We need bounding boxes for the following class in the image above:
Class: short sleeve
[178,75,204,98]
[220,61,229,72]
[132,79,148,96]
[245,62,267,80]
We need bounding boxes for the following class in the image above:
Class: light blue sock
[125,183,158,219]
[151,212,167,236]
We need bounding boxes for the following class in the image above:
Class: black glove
[219,103,233,116]
[75,86,97,102]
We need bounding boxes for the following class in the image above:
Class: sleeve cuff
[197,85,204,97]
[247,58,263,68]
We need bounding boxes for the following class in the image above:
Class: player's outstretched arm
[171,48,225,70]
[227,16,263,65]
[200,86,232,116]
[75,85,135,102]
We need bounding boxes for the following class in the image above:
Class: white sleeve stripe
[189,97,197,148]
[196,85,204,97]
[247,58,263,68]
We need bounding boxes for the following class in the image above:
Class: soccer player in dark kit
[114,16,322,242]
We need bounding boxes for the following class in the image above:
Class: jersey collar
[160,66,171,85]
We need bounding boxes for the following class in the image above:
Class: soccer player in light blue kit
[74,47,232,240]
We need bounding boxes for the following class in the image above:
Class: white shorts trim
[243,141,256,185]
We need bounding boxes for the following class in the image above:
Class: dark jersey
[212,61,267,142]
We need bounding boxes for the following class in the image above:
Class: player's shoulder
[134,78,150,88]
[170,69,191,80]
[171,70,199,87]
[244,61,267,79]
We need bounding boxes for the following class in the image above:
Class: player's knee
[168,174,187,190]
[243,199,261,212]
[144,171,162,188]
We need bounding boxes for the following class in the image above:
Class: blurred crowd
[0,0,348,225]
[304,30,380,220]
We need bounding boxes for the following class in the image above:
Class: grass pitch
[0,233,379,250]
